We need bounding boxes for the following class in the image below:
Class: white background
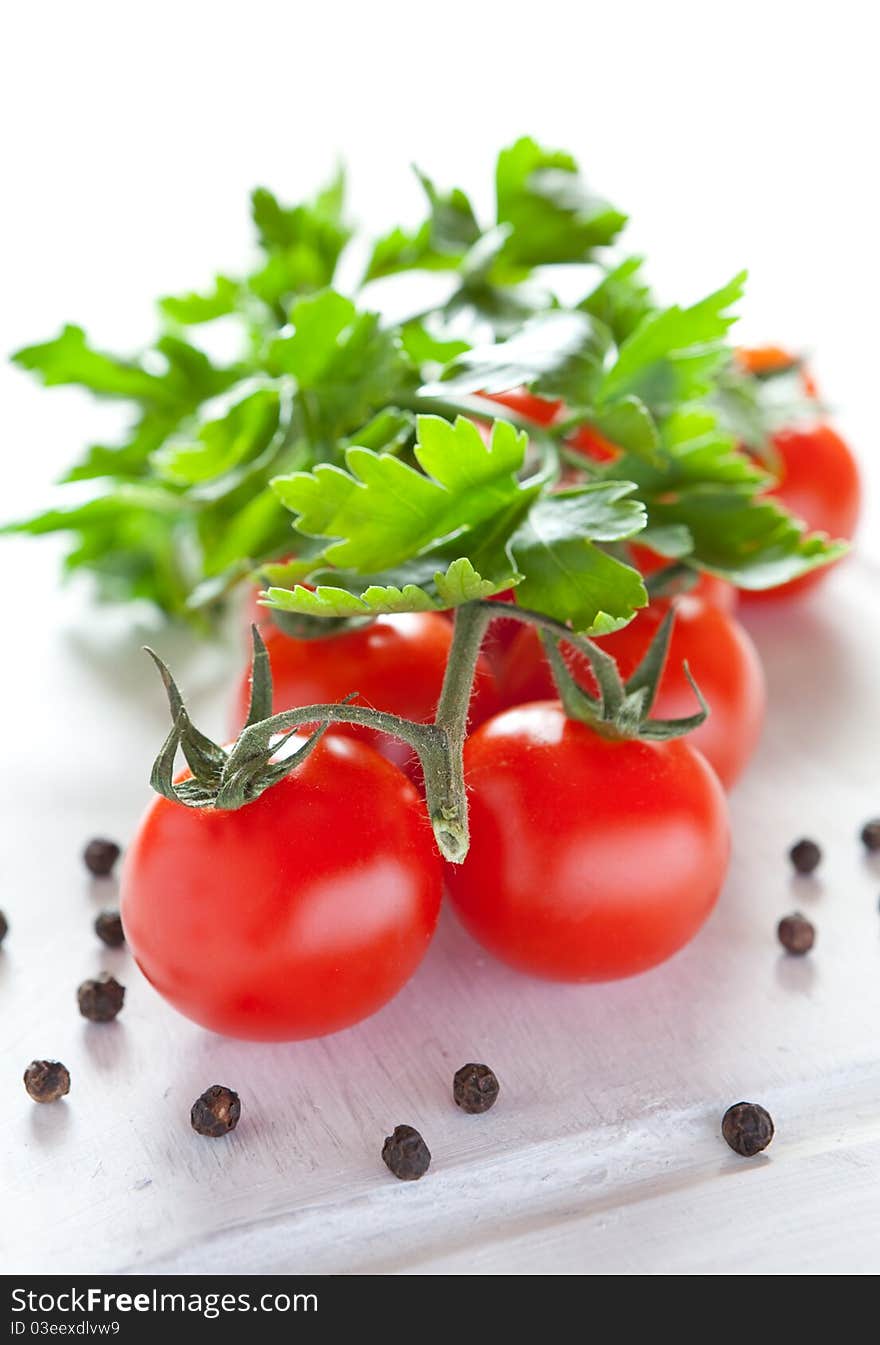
[1,1,879,1277]
[3,0,878,523]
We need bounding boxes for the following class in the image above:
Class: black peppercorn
[860,819,880,852]
[24,1059,71,1104]
[453,1062,500,1114]
[191,1085,241,1137]
[77,973,125,1022]
[94,909,125,948]
[722,1101,774,1157]
[382,1124,431,1181]
[0,910,7,947]
[83,838,121,877]
[789,838,821,874]
[777,912,815,955]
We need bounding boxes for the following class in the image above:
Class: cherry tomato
[744,423,861,601]
[498,594,765,789]
[121,735,442,1040]
[446,703,729,981]
[233,613,500,779]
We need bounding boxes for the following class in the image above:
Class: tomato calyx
[145,639,334,810]
[477,600,708,743]
[144,597,705,869]
[145,608,496,865]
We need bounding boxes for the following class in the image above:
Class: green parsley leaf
[265,556,514,619]
[12,325,176,403]
[423,310,608,402]
[597,272,747,415]
[268,290,406,440]
[248,171,351,312]
[579,257,654,344]
[270,416,647,630]
[576,397,660,461]
[609,407,843,585]
[509,486,647,631]
[363,168,480,282]
[496,137,627,267]
[273,416,531,572]
[159,276,241,325]
[153,389,281,485]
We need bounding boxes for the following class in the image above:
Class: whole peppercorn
[0,910,8,947]
[77,973,125,1022]
[94,909,125,948]
[24,1059,71,1104]
[453,1062,500,1114]
[382,1124,431,1181]
[722,1101,775,1157]
[860,819,880,852]
[777,912,815,955]
[191,1085,241,1137]
[789,838,821,874]
[83,838,121,877]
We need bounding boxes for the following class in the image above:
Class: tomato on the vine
[498,593,765,789]
[121,734,442,1041]
[446,703,729,981]
[233,613,500,778]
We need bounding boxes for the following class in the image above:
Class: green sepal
[530,606,708,742]
[243,624,273,726]
[145,632,329,810]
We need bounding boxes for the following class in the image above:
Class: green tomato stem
[426,601,495,862]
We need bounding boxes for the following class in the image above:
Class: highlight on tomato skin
[446,703,730,983]
[120,734,443,1042]
[497,593,766,790]
[232,612,501,780]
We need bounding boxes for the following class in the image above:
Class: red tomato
[482,388,561,426]
[121,734,442,1040]
[446,703,729,981]
[630,544,739,614]
[744,423,861,601]
[233,614,500,779]
[498,594,765,789]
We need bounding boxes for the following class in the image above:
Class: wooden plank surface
[1,540,879,1275]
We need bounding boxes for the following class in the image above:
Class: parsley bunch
[6,138,841,631]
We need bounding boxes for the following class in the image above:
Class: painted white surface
[1,0,879,1276]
